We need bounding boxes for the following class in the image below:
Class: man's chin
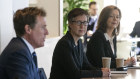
[78,34,84,37]
[37,44,44,48]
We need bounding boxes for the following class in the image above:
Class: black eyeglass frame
[71,20,89,26]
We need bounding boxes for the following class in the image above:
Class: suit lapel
[17,37,40,79]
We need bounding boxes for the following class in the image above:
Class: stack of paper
[111,70,127,74]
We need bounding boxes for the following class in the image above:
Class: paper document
[111,71,127,74]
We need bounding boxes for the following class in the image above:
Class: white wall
[13,0,29,13]
[0,0,29,53]
[104,0,116,6]
[35,37,61,78]
[95,0,104,14]
[0,0,13,53]
[117,0,140,35]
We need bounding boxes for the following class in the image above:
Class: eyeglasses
[72,20,88,26]
[109,15,120,19]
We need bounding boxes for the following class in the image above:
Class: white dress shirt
[21,37,35,55]
[104,33,115,54]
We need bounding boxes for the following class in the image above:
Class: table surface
[81,69,140,79]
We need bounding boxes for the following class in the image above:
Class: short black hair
[68,8,89,22]
[89,1,97,8]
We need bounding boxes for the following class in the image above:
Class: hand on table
[101,68,111,77]
[124,57,136,66]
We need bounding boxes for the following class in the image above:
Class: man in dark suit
[87,1,99,34]
[130,21,140,55]
[0,7,49,79]
[83,1,99,52]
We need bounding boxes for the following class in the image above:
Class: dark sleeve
[81,53,102,78]
[87,25,91,31]
[87,24,94,31]
[82,52,100,70]
[86,35,105,68]
[130,22,137,37]
[55,40,102,79]
[6,50,33,79]
[87,18,91,31]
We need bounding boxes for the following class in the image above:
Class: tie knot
[32,52,36,57]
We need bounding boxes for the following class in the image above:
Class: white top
[21,37,34,55]
[90,15,98,21]
[104,33,115,54]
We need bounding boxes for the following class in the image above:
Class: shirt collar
[21,37,35,54]
[104,33,114,41]
[91,15,98,20]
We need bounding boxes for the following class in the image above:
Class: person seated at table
[83,1,99,53]
[0,7,48,79]
[49,8,110,79]
[86,5,136,68]
[130,21,140,55]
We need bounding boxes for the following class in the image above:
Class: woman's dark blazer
[86,30,117,68]
[49,31,102,79]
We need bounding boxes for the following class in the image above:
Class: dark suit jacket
[87,17,95,31]
[130,21,140,47]
[0,37,45,79]
[86,30,117,68]
[50,31,102,79]
[84,17,98,47]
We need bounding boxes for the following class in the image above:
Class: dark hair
[67,8,89,31]
[89,1,97,8]
[68,8,89,23]
[13,7,46,37]
[97,5,121,36]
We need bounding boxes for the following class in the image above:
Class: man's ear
[68,22,72,29]
[24,25,32,34]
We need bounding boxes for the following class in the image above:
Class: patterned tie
[32,52,38,68]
